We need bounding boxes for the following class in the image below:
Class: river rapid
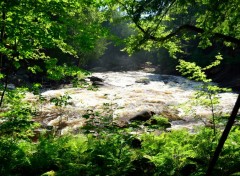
[30,71,238,133]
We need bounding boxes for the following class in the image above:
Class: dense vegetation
[1,0,240,175]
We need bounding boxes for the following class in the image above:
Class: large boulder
[88,76,105,86]
[129,111,155,122]
[88,76,104,82]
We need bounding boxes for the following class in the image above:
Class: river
[32,71,238,133]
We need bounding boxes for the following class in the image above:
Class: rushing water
[35,71,238,132]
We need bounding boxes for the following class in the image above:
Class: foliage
[81,100,120,135]
[177,53,223,82]
[152,115,171,127]
[0,88,39,139]
[50,94,72,107]
[142,129,196,175]
[0,0,107,62]
[177,54,231,135]
[115,0,240,54]
[143,115,171,130]
[45,58,91,81]
[1,122,240,176]
[0,0,109,100]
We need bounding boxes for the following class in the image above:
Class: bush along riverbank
[1,122,240,176]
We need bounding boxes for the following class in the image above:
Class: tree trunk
[0,72,8,107]
[206,94,240,176]
[0,7,7,108]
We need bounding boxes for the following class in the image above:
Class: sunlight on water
[39,71,238,131]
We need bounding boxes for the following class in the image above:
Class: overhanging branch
[138,24,240,46]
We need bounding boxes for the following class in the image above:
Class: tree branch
[139,24,240,46]
[150,0,177,35]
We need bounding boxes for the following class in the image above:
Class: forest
[1,0,240,175]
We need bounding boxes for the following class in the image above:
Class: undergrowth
[1,124,240,175]
[0,82,240,176]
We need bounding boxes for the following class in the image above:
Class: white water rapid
[30,71,238,133]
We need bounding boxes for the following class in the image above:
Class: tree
[117,0,240,53]
[115,0,240,175]
[0,0,108,106]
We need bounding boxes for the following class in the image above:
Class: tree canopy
[0,0,107,79]
[116,0,240,55]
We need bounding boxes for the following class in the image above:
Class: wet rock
[130,111,155,122]
[135,78,150,85]
[161,109,182,121]
[114,120,129,128]
[143,67,156,73]
[88,76,104,82]
[92,81,105,86]
[88,76,105,86]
